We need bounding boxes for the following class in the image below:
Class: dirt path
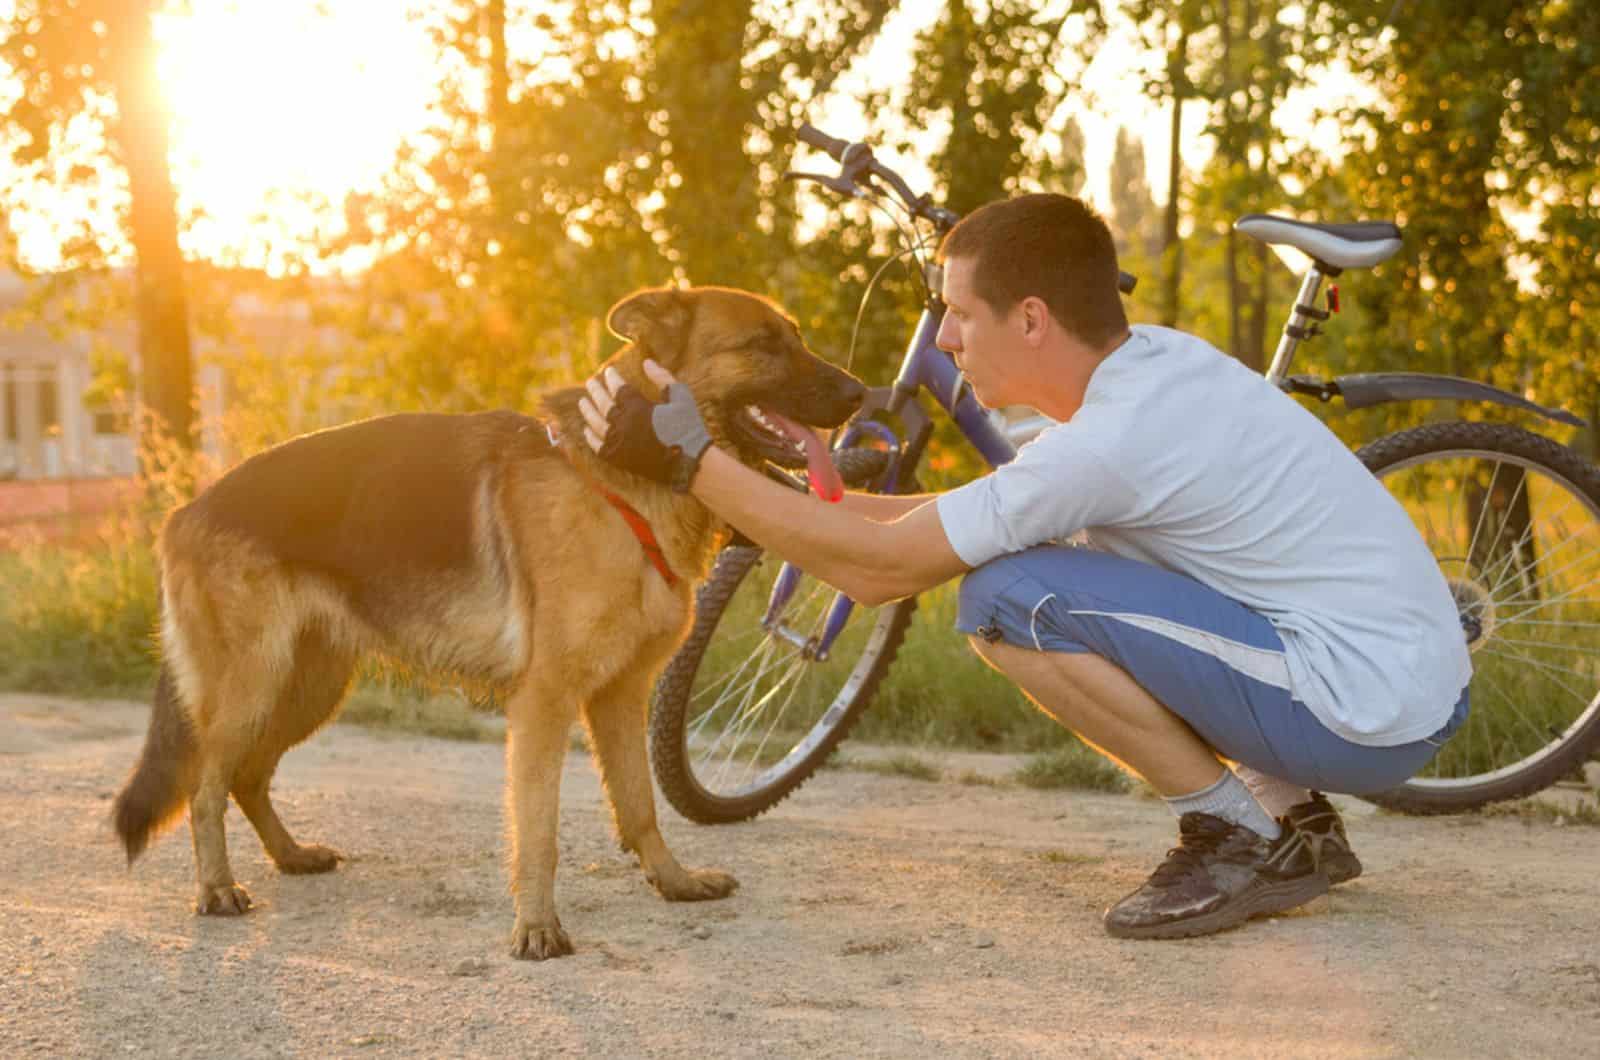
[3,693,1597,1059]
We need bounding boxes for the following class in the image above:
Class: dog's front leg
[584,667,738,902]
[504,679,580,960]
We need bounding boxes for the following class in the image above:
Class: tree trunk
[485,0,509,133]
[1245,240,1269,373]
[1221,0,1242,360]
[1161,26,1188,328]
[110,3,194,465]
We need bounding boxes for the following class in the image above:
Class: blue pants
[956,546,1468,794]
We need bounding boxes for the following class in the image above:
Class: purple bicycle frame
[761,307,1020,659]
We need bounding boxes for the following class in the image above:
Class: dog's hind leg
[232,631,355,876]
[187,665,281,916]
[582,663,738,903]
[504,669,583,960]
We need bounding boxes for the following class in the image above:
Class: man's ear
[1019,295,1050,344]
[606,286,695,364]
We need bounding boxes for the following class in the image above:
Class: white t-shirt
[936,324,1472,747]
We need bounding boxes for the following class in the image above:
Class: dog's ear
[606,287,694,363]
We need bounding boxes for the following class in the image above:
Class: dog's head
[605,286,866,477]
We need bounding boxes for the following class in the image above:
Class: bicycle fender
[1333,371,1588,428]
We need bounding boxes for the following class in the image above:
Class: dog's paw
[195,882,253,916]
[658,866,739,903]
[276,843,343,875]
[510,917,574,961]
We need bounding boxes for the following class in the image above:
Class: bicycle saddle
[1234,213,1402,270]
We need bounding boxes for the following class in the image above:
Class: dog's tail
[112,663,196,864]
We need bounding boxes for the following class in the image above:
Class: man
[578,193,1472,939]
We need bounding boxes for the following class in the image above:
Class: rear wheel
[650,448,917,823]
[1358,422,1600,813]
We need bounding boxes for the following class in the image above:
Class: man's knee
[956,555,1039,650]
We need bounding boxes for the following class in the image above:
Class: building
[0,270,335,482]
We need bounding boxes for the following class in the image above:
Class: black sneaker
[1284,792,1363,885]
[1103,812,1330,940]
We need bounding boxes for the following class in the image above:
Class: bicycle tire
[650,448,917,824]
[1356,421,1600,814]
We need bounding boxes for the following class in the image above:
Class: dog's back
[187,410,550,580]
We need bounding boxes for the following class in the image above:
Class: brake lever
[784,171,863,198]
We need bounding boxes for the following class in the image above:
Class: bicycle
[648,121,1600,822]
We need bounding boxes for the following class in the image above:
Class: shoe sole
[1104,874,1331,940]
[1324,852,1362,886]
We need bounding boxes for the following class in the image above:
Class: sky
[2,0,1367,274]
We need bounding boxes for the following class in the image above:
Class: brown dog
[111,285,865,959]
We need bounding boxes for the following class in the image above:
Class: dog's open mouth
[738,404,845,502]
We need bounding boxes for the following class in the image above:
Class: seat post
[1265,267,1327,384]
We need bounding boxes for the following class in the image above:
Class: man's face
[935,255,1022,409]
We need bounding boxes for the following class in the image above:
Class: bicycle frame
[762,288,1018,660]
[1267,267,1585,428]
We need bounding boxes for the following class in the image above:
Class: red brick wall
[0,476,139,546]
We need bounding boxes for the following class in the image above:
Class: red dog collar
[547,423,680,588]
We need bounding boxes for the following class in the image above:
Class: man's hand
[578,360,713,492]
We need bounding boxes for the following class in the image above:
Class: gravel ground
[3,693,1598,1059]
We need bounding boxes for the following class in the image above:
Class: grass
[1481,796,1600,828]
[337,679,501,743]
[1012,744,1133,793]
[0,528,162,698]
[1036,850,1105,866]
[839,752,944,782]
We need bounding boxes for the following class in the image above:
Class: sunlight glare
[155,2,437,269]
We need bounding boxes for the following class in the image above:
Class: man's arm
[836,490,937,522]
[693,447,968,605]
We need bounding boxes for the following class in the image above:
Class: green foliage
[1013,743,1133,793]
[1302,0,1599,448]
[0,532,160,696]
[842,752,945,781]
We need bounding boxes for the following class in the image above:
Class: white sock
[1164,770,1281,840]
[1233,764,1311,818]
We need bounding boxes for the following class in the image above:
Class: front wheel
[1358,421,1600,813]
[650,547,917,823]
[650,448,919,823]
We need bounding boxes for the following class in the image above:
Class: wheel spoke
[1476,644,1595,707]
[1373,431,1600,804]
[1467,656,1561,763]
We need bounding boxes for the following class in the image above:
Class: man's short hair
[939,193,1128,348]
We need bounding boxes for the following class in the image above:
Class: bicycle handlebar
[797,122,851,163]
[793,120,1137,295]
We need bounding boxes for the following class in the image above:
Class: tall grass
[0,530,161,696]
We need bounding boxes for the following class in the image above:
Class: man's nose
[935,320,959,354]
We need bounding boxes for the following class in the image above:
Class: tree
[901,0,1103,215]
[1108,126,1156,256]
[2,0,196,465]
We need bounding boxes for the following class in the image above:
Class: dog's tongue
[766,410,844,503]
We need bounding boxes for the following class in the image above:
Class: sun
[155,1,439,271]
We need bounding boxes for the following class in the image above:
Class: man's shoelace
[1148,825,1229,887]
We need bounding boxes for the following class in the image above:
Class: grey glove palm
[597,380,713,492]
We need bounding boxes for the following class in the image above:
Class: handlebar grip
[797,122,851,163]
[1118,271,1138,295]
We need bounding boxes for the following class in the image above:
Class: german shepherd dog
[111,286,865,959]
